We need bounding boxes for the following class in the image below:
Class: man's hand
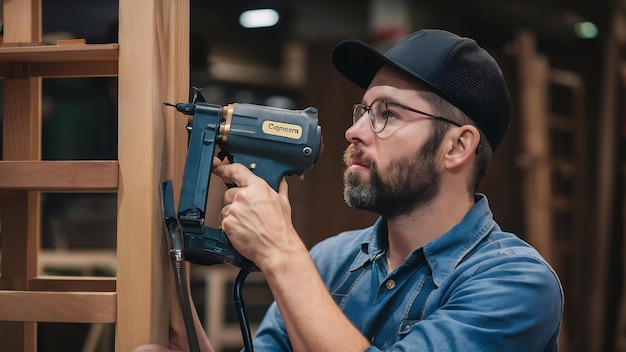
[212,162,305,271]
[130,307,215,352]
[129,328,186,352]
[130,344,179,352]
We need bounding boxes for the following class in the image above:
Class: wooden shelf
[0,1,189,349]
[0,43,119,78]
[0,161,118,191]
[0,291,116,323]
[0,43,118,63]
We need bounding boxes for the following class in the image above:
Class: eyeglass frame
[352,100,462,134]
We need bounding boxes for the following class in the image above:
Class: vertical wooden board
[0,322,36,352]
[591,10,624,352]
[2,0,41,44]
[116,0,169,349]
[0,84,42,352]
[162,0,190,191]
[158,0,191,340]
[2,79,41,160]
[515,32,554,265]
[0,1,42,349]
[0,194,38,352]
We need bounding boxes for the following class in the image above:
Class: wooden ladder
[0,0,190,350]
[516,30,591,352]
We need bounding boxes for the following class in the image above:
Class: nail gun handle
[183,227,259,272]
[231,154,302,192]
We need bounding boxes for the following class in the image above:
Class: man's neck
[385,191,474,271]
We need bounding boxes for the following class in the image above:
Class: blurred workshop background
[1,0,625,351]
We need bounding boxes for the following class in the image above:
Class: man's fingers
[213,163,257,188]
[278,177,290,201]
[212,156,231,168]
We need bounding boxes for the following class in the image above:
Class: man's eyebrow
[362,95,399,105]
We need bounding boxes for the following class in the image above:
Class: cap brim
[332,40,392,90]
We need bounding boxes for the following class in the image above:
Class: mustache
[343,144,375,167]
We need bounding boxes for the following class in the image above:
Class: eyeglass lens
[353,101,389,133]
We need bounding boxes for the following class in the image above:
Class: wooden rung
[0,43,119,78]
[0,43,118,63]
[0,161,118,191]
[29,277,116,292]
[0,291,116,323]
[56,39,87,46]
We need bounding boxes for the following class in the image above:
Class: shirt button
[385,279,396,290]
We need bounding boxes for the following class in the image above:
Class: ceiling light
[239,9,280,28]
[574,21,598,39]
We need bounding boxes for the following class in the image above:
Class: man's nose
[345,113,371,143]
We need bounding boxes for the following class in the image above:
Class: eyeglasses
[352,100,462,134]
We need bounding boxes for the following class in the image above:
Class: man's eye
[380,109,397,120]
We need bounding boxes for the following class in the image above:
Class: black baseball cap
[332,29,512,151]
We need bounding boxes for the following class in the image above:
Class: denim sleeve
[249,301,293,351]
[366,254,563,352]
[245,235,359,352]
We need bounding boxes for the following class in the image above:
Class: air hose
[165,217,201,352]
[161,180,254,352]
[234,269,254,352]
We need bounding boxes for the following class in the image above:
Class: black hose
[161,181,201,352]
[173,258,201,352]
[234,269,254,352]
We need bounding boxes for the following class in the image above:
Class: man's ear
[443,125,481,170]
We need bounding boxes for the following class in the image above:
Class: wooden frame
[0,0,190,350]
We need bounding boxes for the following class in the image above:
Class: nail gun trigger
[216,150,231,162]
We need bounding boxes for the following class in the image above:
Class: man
[135,28,563,352]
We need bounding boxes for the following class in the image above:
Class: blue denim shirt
[252,195,563,351]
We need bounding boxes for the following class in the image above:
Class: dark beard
[343,139,440,218]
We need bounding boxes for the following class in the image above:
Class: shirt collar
[352,194,496,284]
[350,218,388,271]
[423,194,495,286]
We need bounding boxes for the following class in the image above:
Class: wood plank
[0,43,118,63]
[116,0,188,349]
[56,39,87,46]
[1,76,41,352]
[1,0,42,350]
[29,277,116,292]
[0,291,116,323]
[161,0,192,341]
[0,60,118,78]
[515,31,555,265]
[591,10,624,352]
[0,161,118,191]
[2,1,40,45]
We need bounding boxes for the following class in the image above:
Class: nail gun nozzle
[163,102,196,115]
